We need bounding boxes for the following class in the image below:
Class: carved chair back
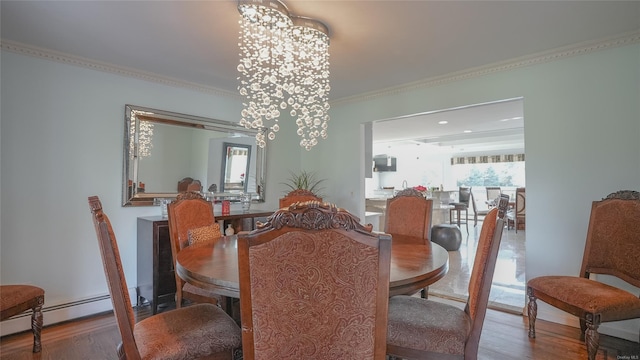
[384,188,433,241]
[88,196,141,360]
[167,192,217,307]
[238,201,391,360]
[580,190,640,286]
[463,196,508,354]
[168,192,215,253]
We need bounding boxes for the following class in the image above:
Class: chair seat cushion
[387,295,471,355]
[528,276,640,322]
[450,202,468,209]
[134,303,241,360]
[1,285,44,318]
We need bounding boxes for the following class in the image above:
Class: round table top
[176,233,449,298]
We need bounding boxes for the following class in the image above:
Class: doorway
[367,98,526,313]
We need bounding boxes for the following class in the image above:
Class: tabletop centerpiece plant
[413,185,428,197]
[282,170,325,197]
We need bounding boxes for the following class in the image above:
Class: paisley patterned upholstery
[88,196,241,360]
[385,188,433,241]
[527,190,640,360]
[239,202,392,359]
[387,296,472,355]
[387,207,505,359]
[168,192,223,308]
[134,303,241,360]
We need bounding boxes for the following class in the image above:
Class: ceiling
[2,1,639,153]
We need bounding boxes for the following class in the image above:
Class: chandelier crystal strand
[290,17,330,150]
[237,0,293,148]
[237,0,330,150]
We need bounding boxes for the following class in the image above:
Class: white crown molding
[331,30,640,107]
[3,30,639,106]
[0,39,240,99]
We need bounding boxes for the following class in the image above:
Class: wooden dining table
[176,233,449,299]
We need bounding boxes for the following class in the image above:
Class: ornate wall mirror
[220,142,251,193]
[123,105,267,206]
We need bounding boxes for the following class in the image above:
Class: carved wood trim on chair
[256,201,372,234]
[238,201,391,359]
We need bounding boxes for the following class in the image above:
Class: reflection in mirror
[123,105,267,206]
[220,143,251,193]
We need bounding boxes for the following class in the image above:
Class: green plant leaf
[281,170,325,195]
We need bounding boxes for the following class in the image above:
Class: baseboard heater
[0,288,135,337]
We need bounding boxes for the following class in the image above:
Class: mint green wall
[2,42,638,339]
[305,43,640,339]
[0,51,293,320]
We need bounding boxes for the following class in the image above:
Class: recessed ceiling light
[463,130,472,133]
[438,121,448,125]
[511,116,523,120]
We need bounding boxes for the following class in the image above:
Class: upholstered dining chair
[1,284,45,352]
[186,180,202,192]
[469,190,489,226]
[507,187,526,232]
[386,195,509,360]
[485,187,502,208]
[88,196,241,360]
[167,192,224,310]
[385,188,434,297]
[238,201,392,360]
[385,188,433,241]
[527,190,640,360]
[278,189,322,208]
[177,177,195,192]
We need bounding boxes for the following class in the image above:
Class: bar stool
[449,204,468,230]
[449,187,470,231]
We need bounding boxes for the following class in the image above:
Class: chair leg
[527,287,537,338]
[584,314,601,360]
[31,295,44,353]
[421,287,428,298]
[464,209,468,231]
[175,278,184,309]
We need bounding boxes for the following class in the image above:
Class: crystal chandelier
[237,0,330,151]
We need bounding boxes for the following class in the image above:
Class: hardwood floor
[1,300,638,359]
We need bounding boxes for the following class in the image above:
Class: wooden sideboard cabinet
[137,209,274,314]
[137,216,175,314]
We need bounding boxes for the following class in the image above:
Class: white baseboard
[0,288,137,337]
[534,304,639,343]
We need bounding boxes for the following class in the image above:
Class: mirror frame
[220,142,252,193]
[122,104,267,206]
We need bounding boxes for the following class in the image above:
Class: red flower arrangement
[413,185,427,192]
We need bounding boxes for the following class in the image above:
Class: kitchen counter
[366,196,452,230]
